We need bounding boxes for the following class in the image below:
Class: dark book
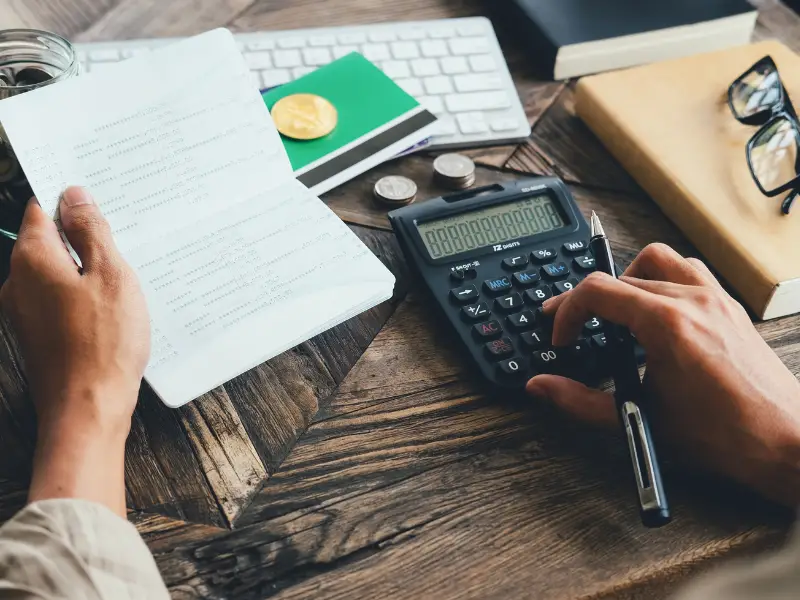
[497,0,757,79]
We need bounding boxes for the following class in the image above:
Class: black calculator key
[483,276,512,296]
[541,262,570,280]
[531,348,561,372]
[450,267,478,282]
[494,293,523,313]
[531,248,558,263]
[520,329,547,350]
[573,255,596,272]
[524,285,553,305]
[473,320,502,340]
[462,302,490,321]
[450,284,479,304]
[584,316,603,332]
[513,269,541,287]
[497,357,526,378]
[567,339,591,359]
[485,337,515,360]
[563,240,589,254]
[507,310,536,331]
[502,254,529,270]
[591,333,607,349]
[553,278,580,295]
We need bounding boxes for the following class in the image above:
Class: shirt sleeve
[0,499,170,600]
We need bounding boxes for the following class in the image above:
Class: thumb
[526,375,618,428]
[58,186,119,272]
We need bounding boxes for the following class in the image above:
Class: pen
[589,211,671,528]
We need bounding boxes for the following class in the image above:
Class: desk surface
[1,0,799,598]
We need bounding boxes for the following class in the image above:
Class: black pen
[590,211,671,528]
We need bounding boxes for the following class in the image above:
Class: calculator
[389,176,626,391]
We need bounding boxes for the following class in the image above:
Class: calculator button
[513,269,541,288]
[584,317,603,333]
[507,310,536,331]
[462,302,490,321]
[497,357,526,378]
[524,285,553,305]
[494,293,523,313]
[591,333,607,348]
[502,254,529,270]
[473,319,502,340]
[563,240,589,254]
[450,269,466,282]
[531,348,561,372]
[553,278,580,295]
[520,329,547,350]
[531,248,558,263]
[541,262,570,280]
[483,276,512,296]
[450,284,479,304]
[573,255,596,272]
[450,267,477,282]
[567,339,591,360]
[485,337,515,360]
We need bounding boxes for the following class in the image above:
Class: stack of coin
[373,175,418,207]
[433,153,476,190]
[270,93,338,140]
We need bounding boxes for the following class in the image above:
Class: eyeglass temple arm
[782,189,799,214]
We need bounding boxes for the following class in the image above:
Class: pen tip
[590,211,605,238]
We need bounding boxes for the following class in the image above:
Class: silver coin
[374,175,417,205]
[433,153,475,180]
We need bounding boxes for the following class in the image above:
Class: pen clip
[622,401,662,511]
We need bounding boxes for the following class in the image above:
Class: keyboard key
[485,337,515,360]
[498,357,526,378]
[245,51,272,69]
[293,66,315,78]
[451,284,480,304]
[507,310,536,332]
[391,41,419,59]
[553,278,580,295]
[421,39,449,57]
[428,26,456,39]
[423,75,453,95]
[362,43,391,61]
[445,91,511,112]
[411,58,440,77]
[247,40,276,51]
[573,255,596,272]
[395,78,424,97]
[338,33,366,44]
[542,262,571,280]
[531,348,561,372]
[469,54,497,72]
[520,329,547,350]
[462,302,490,321]
[453,73,504,92]
[419,96,445,115]
[260,69,291,87]
[449,37,491,55]
[89,48,121,61]
[309,35,336,46]
[432,116,457,136]
[333,45,359,59]
[89,62,119,74]
[502,255,529,270]
[494,293,523,313]
[382,60,411,79]
[278,37,306,49]
[441,56,470,74]
[458,21,487,36]
[563,240,589,254]
[273,49,302,68]
[567,339,591,360]
[491,118,522,132]
[525,285,553,305]
[513,269,541,287]
[457,112,489,134]
[302,48,332,66]
[530,248,557,263]
[369,30,397,42]
[591,333,607,349]
[483,276,512,295]
[473,319,503,340]
[584,317,603,333]
[399,28,427,41]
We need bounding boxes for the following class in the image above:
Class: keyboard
[74,18,531,151]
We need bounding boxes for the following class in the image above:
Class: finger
[14,198,76,270]
[58,187,121,274]
[624,243,709,287]
[546,272,660,346]
[685,257,724,290]
[619,275,691,299]
[526,375,617,428]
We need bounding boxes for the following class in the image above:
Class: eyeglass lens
[730,62,782,119]
[749,116,800,193]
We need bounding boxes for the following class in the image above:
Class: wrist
[746,427,800,507]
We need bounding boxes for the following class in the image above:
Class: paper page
[0,29,395,407]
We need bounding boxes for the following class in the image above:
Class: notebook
[262,52,437,196]
[0,28,396,407]
[498,0,757,80]
[575,40,800,320]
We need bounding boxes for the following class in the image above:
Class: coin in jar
[271,93,338,140]
[13,67,53,86]
[373,175,418,207]
[433,153,476,190]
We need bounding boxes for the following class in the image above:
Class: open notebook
[0,29,396,407]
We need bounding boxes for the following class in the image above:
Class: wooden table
[1,1,799,598]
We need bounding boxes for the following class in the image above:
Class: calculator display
[416,195,566,259]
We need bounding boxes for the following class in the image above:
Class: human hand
[526,243,800,507]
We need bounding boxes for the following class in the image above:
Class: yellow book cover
[576,40,800,320]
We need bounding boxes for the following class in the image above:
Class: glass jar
[0,29,80,240]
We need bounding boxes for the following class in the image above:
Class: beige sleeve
[0,499,169,600]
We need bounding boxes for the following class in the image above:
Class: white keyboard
[74,18,530,151]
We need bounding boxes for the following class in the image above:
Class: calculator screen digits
[416,195,566,259]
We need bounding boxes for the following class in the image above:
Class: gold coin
[271,93,338,140]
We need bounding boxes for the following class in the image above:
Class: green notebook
[262,52,437,195]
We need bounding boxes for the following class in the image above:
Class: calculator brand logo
[493,241,521,252]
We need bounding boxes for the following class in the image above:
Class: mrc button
[483,277,512,295]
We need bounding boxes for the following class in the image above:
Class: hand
[526,243,800,507]
[1,187,150,515]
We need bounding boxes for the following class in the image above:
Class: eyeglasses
[728,56,800,215]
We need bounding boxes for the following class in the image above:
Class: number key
[524,284,553,305]
[502,255,529,270]
[485,336,514,360]
[553,278,580,295]
[584,317,603,332]
[494,293,523,313]
[507,310,536,331]
[531,247,557,263]
[497,357,525,378]
[450,284,479,304]
[520,329,546,350]
[541,262,570,280]
[531,348,561,372]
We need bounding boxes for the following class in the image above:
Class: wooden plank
[0,318,35,482]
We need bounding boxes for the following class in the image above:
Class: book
[575,40,800,320]
[0,28,396,407]
[498,0,757,80]
[262,52,437,196]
